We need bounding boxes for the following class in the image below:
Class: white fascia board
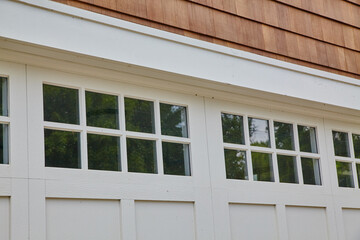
[1,0,360,111]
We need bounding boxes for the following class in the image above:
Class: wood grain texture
[52,0,360,79]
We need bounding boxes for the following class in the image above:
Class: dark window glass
[0,124,8,164]
[224,149,248,180]
[87,134,120,171]
[45,129,80,168]
[221,113,245,145]
[125,98,154,133]
[160,104,188,138]
[336,161,354,188]
[162,142,190,176]
[127,138,157,173]
[332,131,350,157]
[353,134,360,159]
[0,77,8,116]
[298,125,318,153]
[43,84,79,124]
[277,155,298,183]
[86,91,119,129]
[252,152,274,182]
[274,122,294,150]
[248,118,270,148]
[357,164,360,188]
[301,158,321,185]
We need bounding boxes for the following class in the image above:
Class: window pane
[301,158,321,185]
[332,131,350,157]
[125,98,155,133]
[336,161,354,188]
[87,134,120,171]
[162,142,190,176]
[43,84,79,124]
[274,122,294,150]
[298,125,318,153]
[248,118,270,147]
[160,104,188,138]
[0,77,8,116]
[356,164,360,188]
[127,138,157,173]
[221,113,245,145]
[224,149,248,180]
[252,152,274,182]
[45,129,80,168]
[277,155,298,183]
[0,124,8,164]
[353,134,360,159]
[86,91,119,129]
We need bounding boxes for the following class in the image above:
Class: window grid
[222,112,321,185]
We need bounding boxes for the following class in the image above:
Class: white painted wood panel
[342,208,360,240]
[0,197,10,240]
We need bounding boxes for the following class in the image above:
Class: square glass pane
[353,134,360,159]
[277,155,298,183]
[0,124,8,164]
[0,77,8,116]
[45,129,80,169]
[357,164,360,188]
[274,122,294,150]
[248,118,270,148]
[43,84,79,124]
[125,98,155,133]
[127,138,157,173]
[301,158,321,185]
[86,91,119,129]
[336,161,354,188]
[160,103,188,138]
[332,131,350,157]
[87,134,120,171]
[298,125,318,153]
[162,142,190,176]
[221,113,245,145]
[224,149,248,180]
[251,152,274,182]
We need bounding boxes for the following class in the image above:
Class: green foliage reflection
[163,142,190,176]
[274,122,294,150]
[336,161,353,188]
[127,138,157,173]
[252,152,273,182]
[88,134,120,171]
[125,98,154,133]
[333,131,350,157]
[160,104,188,138]
[353,134,360,159]
[221,113,244,144]
[224,149,247,180]
[277,155,297,183]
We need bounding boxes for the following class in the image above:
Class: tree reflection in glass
[221,113,244,145]
[274,122,294,150]
[87,134,120,171]
[0,77,8,116]
[125,98,155,133]
[277,155,298,183]
[0,124,8,164]
[160,104,188,138]
[252,152,274,182]
[301,158,321,185]
[336,161,354,188]
[224,149,248,180]
[298,125,318,153]
[162,142,190,176]
[86,91,119,129]
[332,131,350,157]
[127,138,157,173]
[357,164,360,188]
[353,134,360,159]
[248,118,270,147]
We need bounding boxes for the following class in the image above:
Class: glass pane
[224,149,248,180]
[252,152,274,182]
[336,161,354,188]
[332,131,350,157]
[357,164,360,188]
[274,122,294,150]
[301,157,321,185]
[277,155,298,183]
[43,84,79,124]
[298,125,318,153]
[86,91,119,129]
[353,134,360,159]
[127,138,157,173]
[221,113,245,145]
[162,142,190,176]
[87,134,120,171]
[0,77,8,116]
[160,104,188,138]
[248,118,270,147]
[45,129,80,169]
[0,124,8,164]
[125,98,155,133]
